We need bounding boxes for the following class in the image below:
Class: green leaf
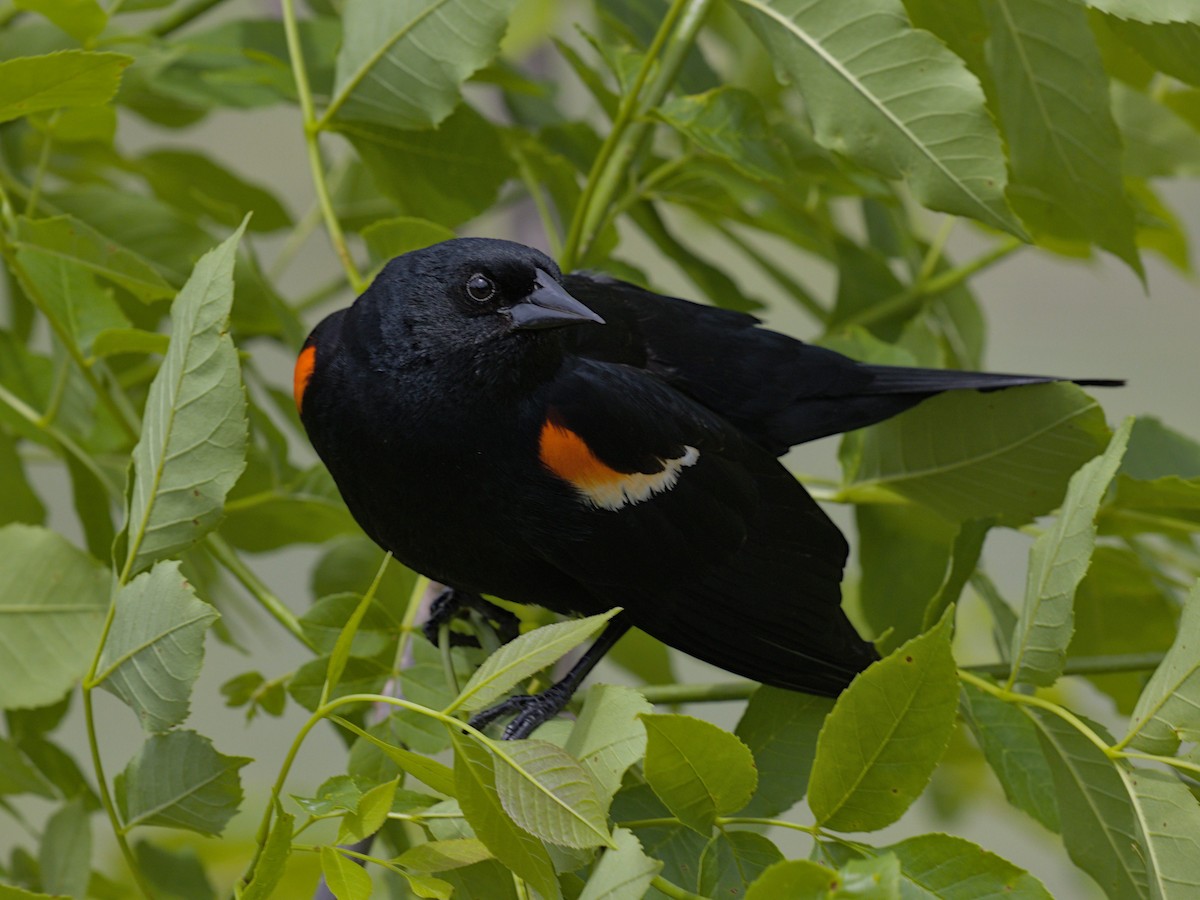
[0,524,108,710]
[1100,475,1200,538]
[0,427,45,527]
[1125,579,1200,756]
[14,0,107,43]
[1113,84,1200,179]
[94,561,218,732]
[362,216,456,268]
[339,776,398,842]
[449,609,619,713]
[1087,0,1200,23]
[324,559,390,705]
[564,684,651,802]
[288,656,389,713]
[959,682,1060,832]
[1070,547,1178,713]
[1120,417,1200,481]
[122,222,249,577]
[12,247,129,355]
[577,827,662,900]
[242,808,294,900]
[0,737,54,797]
[115,730,249,836]
[331,716,456,797]
[139,150,292,233]
[984,0,1140,272]
[883,832,1052,898]
[655,87,790,182]
[641,713,757,835]
[699,831,784,900]
[450,730,561,900]
[14,215,174,304]
[320,846,372,900]
[133,841,216,900]
[335,104,516,229]
[328,0,518,128]
[300,593,399,658]
[839,384,1111,525]
[37,798,90,899]
[1029,709,1148,899]
[733,0,1022,235]
[1009,417,1132,687]
[91,328,171,359]
[734,688,832,817]
[0,51,131,123]
[744,859,842,899]
[1106,17,1200,85]
[491,738,614,849]
[1118,768,1200,900]
[396,838,493,873]
[855,503,956,653]
[808,611,958,832]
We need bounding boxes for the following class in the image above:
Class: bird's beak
[509,269,605,331]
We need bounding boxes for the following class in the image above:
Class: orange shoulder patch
[538,418,624,489]
[294,344,316,413]
[538,415,699,511]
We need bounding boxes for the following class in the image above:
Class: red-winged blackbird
[296,238,1119,739]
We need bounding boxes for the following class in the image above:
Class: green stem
[25,113,57,218]
[205,533,313,650]
[150,0,227,37]
[393,575,429,672]
[718,815,820,835]
[835,235,1023,332]
[280,0,365,293]
[8,257,141,442]
[651,876,707,900]
[560,0,714,270]
[1114,749,1200,779]
[510,139,563,258]
[82,589,157,897]
[0,382,121,496]
[959,669,1114,757]
[915,216,957,284]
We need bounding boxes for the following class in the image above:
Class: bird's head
[353,238,604,361]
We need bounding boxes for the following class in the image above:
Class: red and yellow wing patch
[294,344,316,413]
[538,417,698,511]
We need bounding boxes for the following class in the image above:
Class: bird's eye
[466,273,496,303]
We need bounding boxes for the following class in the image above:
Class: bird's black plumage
[296,238,1118,738]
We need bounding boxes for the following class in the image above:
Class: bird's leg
[468,616,633,740]
[422,587,521,647]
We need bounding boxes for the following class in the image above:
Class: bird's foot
[468,682,573,740]
[422,588,521,648]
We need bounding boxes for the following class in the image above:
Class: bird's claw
[422,589,521,648]
[468,683,572,740]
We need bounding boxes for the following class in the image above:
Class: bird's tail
[859,365,1124,395]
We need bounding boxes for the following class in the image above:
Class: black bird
[295,238,1118,739]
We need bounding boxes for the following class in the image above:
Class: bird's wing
[533,358,877,694]
[561,272,1113,454]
